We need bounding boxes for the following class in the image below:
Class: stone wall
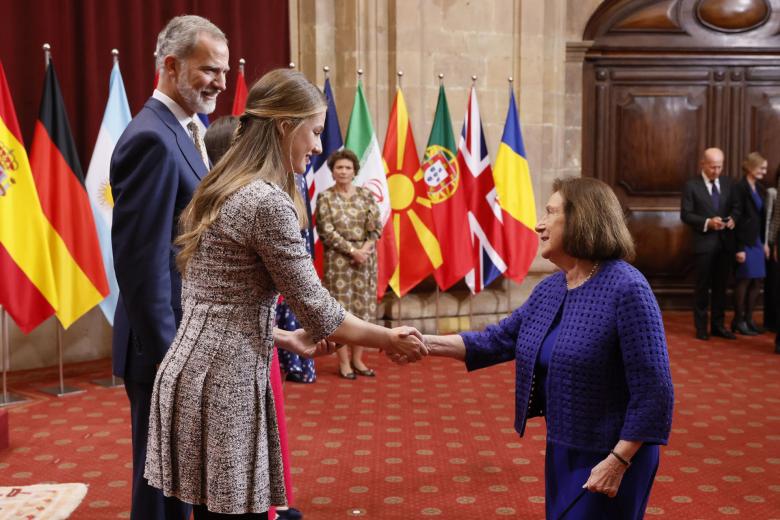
[291,0,606,333]
[4,0,607,372]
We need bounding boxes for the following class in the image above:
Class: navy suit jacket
[733,177,767,252]
[680,175,739,255]
[110,98,207,383]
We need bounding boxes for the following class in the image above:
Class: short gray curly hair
[155,15,227,70]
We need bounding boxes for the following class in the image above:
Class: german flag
[28,61,109,328]
[0,61,57,333]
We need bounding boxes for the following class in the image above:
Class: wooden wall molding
[582,0,780,306]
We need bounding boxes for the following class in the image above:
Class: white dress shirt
[152,89,209,167]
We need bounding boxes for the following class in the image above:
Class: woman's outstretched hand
[385,326,428,363]
[279,328,339,358]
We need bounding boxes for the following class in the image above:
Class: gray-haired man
[110,15,228,519]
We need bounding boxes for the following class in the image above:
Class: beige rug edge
[0,483,88,520]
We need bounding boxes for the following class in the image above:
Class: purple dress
[536,299,659,520]
[736,187,766,280]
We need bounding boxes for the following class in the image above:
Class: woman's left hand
[764,244,771,259]
[583,454,628,498]
[284,329,339,358]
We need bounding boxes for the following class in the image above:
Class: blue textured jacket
[461,260,674,452]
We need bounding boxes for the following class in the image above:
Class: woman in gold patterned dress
[316,149,382,379]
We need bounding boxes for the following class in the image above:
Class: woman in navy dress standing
[402,178,674,519]
[732,152,769,336]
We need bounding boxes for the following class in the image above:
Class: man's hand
[725,216,736,230]
[707,217,726,231]
[736,251,746,263]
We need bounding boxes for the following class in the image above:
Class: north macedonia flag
[376,89,442,298]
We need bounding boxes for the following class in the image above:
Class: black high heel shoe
[734,321,758,336]
[746,320,765,334]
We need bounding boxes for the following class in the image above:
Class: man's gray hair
[155,15,227,70]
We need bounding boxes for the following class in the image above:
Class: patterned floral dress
[316,186,382,320]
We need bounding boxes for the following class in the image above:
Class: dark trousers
[193,505,268,519]
[125,378,191,520]
[694,249,731,333]
[765,257,779,330]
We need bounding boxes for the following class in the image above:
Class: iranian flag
[345,80,390,224]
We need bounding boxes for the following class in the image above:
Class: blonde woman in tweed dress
[144,69,427,519]
[317,149,382,379]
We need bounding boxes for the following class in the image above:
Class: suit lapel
[145,98,208,180]
[696,177,717,213]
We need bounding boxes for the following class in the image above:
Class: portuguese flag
[378,88,442,298]
[0,61,57,333]
[28,61,109,328]
[423,85,472,291]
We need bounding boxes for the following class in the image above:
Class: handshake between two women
[274,314,430,363]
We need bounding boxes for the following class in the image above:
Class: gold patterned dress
[316,186,382,320]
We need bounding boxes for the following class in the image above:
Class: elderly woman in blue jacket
[408,177,674,519]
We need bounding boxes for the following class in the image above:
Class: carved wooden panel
[582,0,780,306]
[743,84,780,186]
[626,209,695,281]
[613,86,708,195]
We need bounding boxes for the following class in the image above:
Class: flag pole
[239,58,246,76]
[36,43,84,398]
[435,73,444,333]
[506,76,515,318]
[0,307,29,407]
[395,69,411,331]
[91,49,125,389]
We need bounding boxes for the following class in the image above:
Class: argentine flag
[85,62,131,325]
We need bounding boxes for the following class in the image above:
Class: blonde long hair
[176,68,326,274]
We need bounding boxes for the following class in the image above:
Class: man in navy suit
[110,15,228,519]
[681,148,740,341]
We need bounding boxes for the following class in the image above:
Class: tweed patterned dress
[316,187,382,320]
[144,179,345,514]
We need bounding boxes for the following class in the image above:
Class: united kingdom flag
[458,86,508,294]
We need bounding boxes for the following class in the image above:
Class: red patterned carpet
[0,311,778,519]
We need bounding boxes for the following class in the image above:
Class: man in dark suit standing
[110,15,228,519]
[681,147,739,341]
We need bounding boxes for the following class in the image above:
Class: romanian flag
[423,85,472,291]
[0,62,57,333]
[29,61,109,328]
[378,88,441,298]
[493,91,537,283]
[231,61,248,116]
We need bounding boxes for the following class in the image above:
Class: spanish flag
[0,61,57,333]
[378,88,441,298]
[231,62,248,116]
[493,91,538,283]
[28,61,109,328]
